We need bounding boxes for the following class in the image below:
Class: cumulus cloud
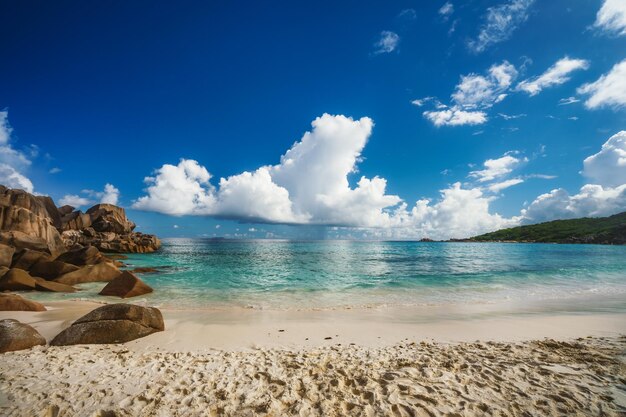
[467,0,535,53]
[582,131,626,187]
[469,153,527,182]
[577,59,626,110]
[60,183,121,209]
[452,61,517,108]
[521,131,626,223]
[423,108,487,127]
[0,111,34,193]
[59,195,93,208]
[134,115,400,227]
[594,0,626,36]
[373,31,399,54]
[517,57,590,96]
[421,61,517,126]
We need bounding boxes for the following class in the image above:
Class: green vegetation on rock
[469,212,626,245]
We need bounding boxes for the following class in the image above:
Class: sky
[0,0,625,239]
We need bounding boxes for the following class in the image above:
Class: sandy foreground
[1,301,625,416]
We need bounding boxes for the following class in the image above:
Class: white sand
[1,301,625,416]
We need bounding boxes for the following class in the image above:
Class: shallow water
[25,239,626,312]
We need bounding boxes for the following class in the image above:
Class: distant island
[465,211,626,245]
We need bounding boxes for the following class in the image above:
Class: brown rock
[55,246,104,266]
[0,243,15,268]
[33,277,76,293]
[54,262,121,285]
[58,205,75,216]
[0,266,8,278]
[50,303,164,345]
[0,269,37,291]
[0,187,66,257]
[35,195,62,229]
[131,267,159,273]
[11,248,51,270]
[0,319,46,353]
[99,271,153,298]
[0,293,46,311]
[29,260,79,280]
[86,204,136,234]
[60,210,92,231]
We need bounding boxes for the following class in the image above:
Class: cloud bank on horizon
[131,113,626,239]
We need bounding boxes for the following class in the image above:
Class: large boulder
[0,186,66,257]
[0,268,37,291]
[29,260,79,280]
[0,319,46,353]
[60,210,92,231]
[11,248,51,270]
[0,293,46,311]
[54,262,121,285]
[55,246,104,266]
[99,271,153,298]
[0,243,14,268]
[36,196,62,229]
[33,277,76,293]
[86,204,135,234]
[50,304,164,345]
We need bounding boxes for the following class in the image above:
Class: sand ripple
[1,337,625,416]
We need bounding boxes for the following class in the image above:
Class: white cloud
[100,183,120,205]
[173,225,179,229]
[61,183,121,209]
[582,131,626,187]
[373,31,399,54]
[498,113,526,120]
[439,2,454,17]
[521,131,626,223]
[594,0,626,36]
[522,184,626,223]
[469,154,526,182]
[49,167,62,174]
[488,178,524,192]
[398,9,417,20]
[0,111,34,193]
[558,96,580,105]
[467,0,535,53]
[134,115,400,227]
[421,61,517,127]
[452,61,517,108]
[0,164,34,193]
[517,57,590,96]
[59,194,92,208]
[423,107,487,127]
[577,59,626,110]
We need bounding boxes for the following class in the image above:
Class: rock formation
[60,204,160,253]
[50,304,164,345]
[99,271,153,298]
[0,294,46,311]
[0,319,46,353]
[0,186,66,257]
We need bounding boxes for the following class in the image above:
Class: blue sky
[1,0,625,239]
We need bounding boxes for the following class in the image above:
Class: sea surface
[26,239,626,313]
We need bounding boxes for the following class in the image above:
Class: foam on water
[25,239,626,312]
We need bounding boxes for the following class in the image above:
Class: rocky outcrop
[99,271,153,298]
[54,262,121,285]
[55,246,105,266]
[29,260,79,280]
[0,293,46,311]
[0,186,66,257]
[50,304,164,345]
[0,319,46,353]
[33,277,76,293]
[11,248,51,270]
[60,204,160,254]
[0,243,14,268]
[0,268,37,291]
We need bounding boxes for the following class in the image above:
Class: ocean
[27,239,626,314]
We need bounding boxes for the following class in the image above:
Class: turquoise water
[27,239,626,311]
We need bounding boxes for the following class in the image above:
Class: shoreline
[2,299,625,351]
